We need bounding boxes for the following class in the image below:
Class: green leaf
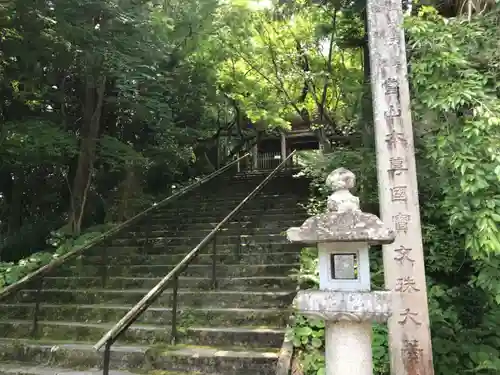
[311,337,323,348]
[296,326,313,337]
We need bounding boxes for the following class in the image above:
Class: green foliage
[289,315,325,351]
[406,6,500,300]
[0,0,245,252]
[0,120,78,166]
[0,223,115,289]
[213,0,363,130]
[290,316,326,375]
[404,8,500,373]
[289,247,319,287]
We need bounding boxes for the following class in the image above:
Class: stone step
[0,340,278,375]
[13,288,296,308]
[174,192,296,199]
[135,218,301,231]
[92,242,302,256]
[82,251,300,266]
[125,226,292,239]
[138,220,254,231]
[0,364,138,375]
[58,263,299,278]
[151,207,304,218]
[153,343,279,374]
[111,233,289,247]
[127,224,299,238]
[156,205,300,218]
[0,303,290,327]
[41,275,296,290]
[0,320,284,348]
[151,212,307,225]
[115,228,289,243]
[161,194,300,206]
[159,201,300,214]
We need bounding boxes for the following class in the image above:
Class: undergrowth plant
[0,223,115,289]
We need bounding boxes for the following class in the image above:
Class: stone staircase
[0,171,309,375]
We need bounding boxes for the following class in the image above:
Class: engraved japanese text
[394,245,415,265]
[390,186,408,202]
[388,157,408,175]
[383,78,399,96]
[395,276,420,293]
[402,339,423,365]
[398,308,422,326]
[384,104,402,119]
[370,0,397,14]
[393,213,411,233]
[385,130,408,149]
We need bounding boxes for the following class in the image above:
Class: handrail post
[235,218,242,260]
[236,215,249,262]
[252,144,258,171]
[171,275,179,345]
[31,276,44,338]
[211,235,217,290]
[101,245,108,288]
[143,213,154,251]
[103,340,111,375]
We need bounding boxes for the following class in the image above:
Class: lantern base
[294,290,392,324]
[326,320,373,375]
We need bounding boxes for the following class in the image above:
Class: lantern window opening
[330,252,359,280]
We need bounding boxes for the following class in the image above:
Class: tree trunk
[68,74,107,236]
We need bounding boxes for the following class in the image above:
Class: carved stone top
[294,290,392,324]
[326,167,356,191]
[325,168,360,213]
[287,168,395,245]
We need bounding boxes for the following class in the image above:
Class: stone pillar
[367,1,434,373]
[280,131,287,163]
[287,168,396,375]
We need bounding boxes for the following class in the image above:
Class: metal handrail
[93,151,297,369]
[0,153,250,301]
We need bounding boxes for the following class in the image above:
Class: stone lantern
[287,168,396,375]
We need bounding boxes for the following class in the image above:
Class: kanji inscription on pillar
[383,78,400,95]
[393,213,410,233]
[398,308,422,326]
[393,245,415,266]
[385,105,402,119]
[367,0,435,374]
[402,340,423,365]
[390,186,408,203]
[389,157,408,175]
[385,130,408,149]
[395,276,420,293]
